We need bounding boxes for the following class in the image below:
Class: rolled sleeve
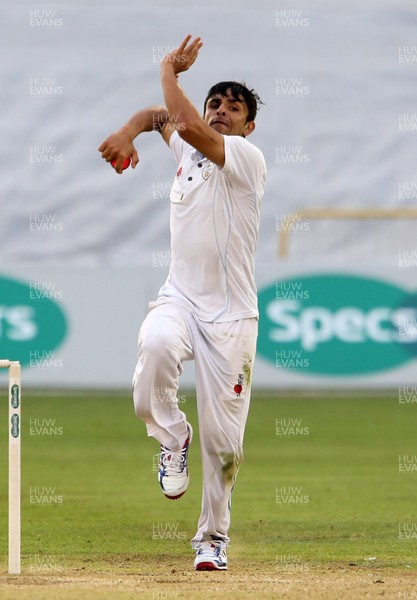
[221,135,266,192]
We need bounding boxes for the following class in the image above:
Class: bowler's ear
[243,121,256,137]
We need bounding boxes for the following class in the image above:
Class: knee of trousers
[132,333,181,421]
[203,434,244,480]
[210,448,243,486]
[139,325,184,364]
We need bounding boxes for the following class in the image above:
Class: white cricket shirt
[157,130,266,322]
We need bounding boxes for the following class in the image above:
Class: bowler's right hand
[98,129,139,174]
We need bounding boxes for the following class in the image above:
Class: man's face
[204,89,255,137]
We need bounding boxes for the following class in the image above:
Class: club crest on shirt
[202,162,213,180]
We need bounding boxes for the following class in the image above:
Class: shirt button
[197,163,202,168]
[188,176,193,181]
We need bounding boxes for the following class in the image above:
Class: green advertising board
[0,275,68,367]
[258,274,417,376]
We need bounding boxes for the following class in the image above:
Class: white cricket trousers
[132,298,258,547]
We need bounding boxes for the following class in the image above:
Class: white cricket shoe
[194,541,228,571]
[158,424,192,500]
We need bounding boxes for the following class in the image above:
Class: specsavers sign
[258,274,417,376]
[0,275,67,367]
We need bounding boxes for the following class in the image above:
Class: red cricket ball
[111,157,131,170]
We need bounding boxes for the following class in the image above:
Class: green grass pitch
[0,390,415,588]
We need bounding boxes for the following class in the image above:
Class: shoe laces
[160,444,188,474]
[196,541,226,557]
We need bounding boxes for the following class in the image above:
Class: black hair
[203,81,263,123]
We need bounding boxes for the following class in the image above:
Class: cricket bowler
[99,35,266,570]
